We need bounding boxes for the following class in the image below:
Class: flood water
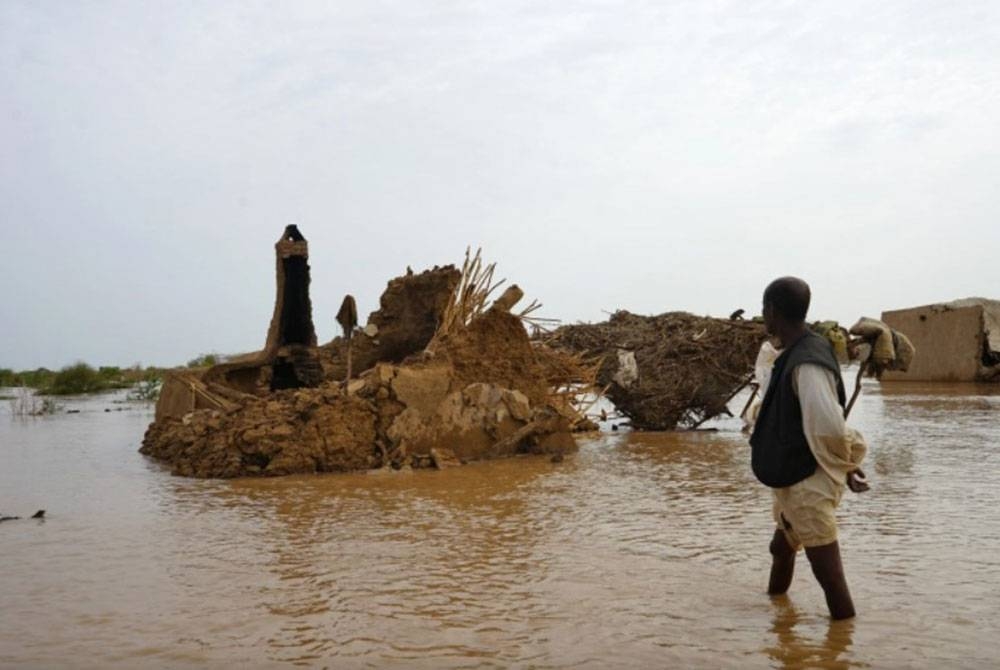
[2,380,999,669]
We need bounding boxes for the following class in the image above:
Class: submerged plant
[127,380,161,402]
[8,389,60,416]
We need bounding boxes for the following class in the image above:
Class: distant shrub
[3,363,164,396]
[5,368,55,389]
[98,366,123,381]
[45,363,106,395]
[186,353,220,368]
[121,365,163,385]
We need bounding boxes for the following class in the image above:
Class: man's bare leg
[804,541,855,620]
[768,528,796,595]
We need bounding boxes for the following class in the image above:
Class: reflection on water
[1,383,999,668]
[765,597,862,670]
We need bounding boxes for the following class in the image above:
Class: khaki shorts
[772,468,844,549]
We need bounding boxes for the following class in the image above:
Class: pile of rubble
[548,310,766,430]
[141,232,587,478]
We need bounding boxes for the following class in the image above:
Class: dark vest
[750,331,846,488]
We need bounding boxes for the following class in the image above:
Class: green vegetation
[0,367,55,389]
[1,362,166,397]
[46,363,113,395]
[186,353,222,367]
[1,352,226,399]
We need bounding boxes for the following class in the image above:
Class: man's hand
[847,468,870,493]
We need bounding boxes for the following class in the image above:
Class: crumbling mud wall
[143,390,379,477]
[142,304,580,477]
[549,311,766,430]
[153,265,462,424]
[882,298,1000,382]
[188,226,324,397]
[142,241,587,478]
[319,266,462,381]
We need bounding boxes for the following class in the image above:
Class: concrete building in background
[882,298,1000,382]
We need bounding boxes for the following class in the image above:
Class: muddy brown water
[1,381,998,668]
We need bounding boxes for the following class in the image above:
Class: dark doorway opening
[280,256,312,345]
[270,360,300,391]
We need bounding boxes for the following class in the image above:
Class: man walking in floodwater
[749,277,869,620]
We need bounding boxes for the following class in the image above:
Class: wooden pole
[690,373,754,429]
[739,384,759,421]
[336,295,358,392]
[844,360,867,419]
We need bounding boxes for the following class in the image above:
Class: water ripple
[1,383,999,667]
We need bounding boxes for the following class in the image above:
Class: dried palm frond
[429,247,600,426]
[436,248,566,342]
[435,247,504,338]
[519,298,563,335]
[543,348,605,422]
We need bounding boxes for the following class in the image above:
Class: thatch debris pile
[141,238,590,478]
[548,311,766,430]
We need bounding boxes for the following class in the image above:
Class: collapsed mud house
[142,228,591,477]
[548,311,767,430]
[881,298,1000,382]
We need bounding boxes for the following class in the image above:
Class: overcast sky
[2,1,998,369]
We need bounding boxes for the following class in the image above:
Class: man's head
[762,277,811,336]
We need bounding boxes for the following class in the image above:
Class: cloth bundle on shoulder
[812,321,850,364]
[849,317,915,376]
